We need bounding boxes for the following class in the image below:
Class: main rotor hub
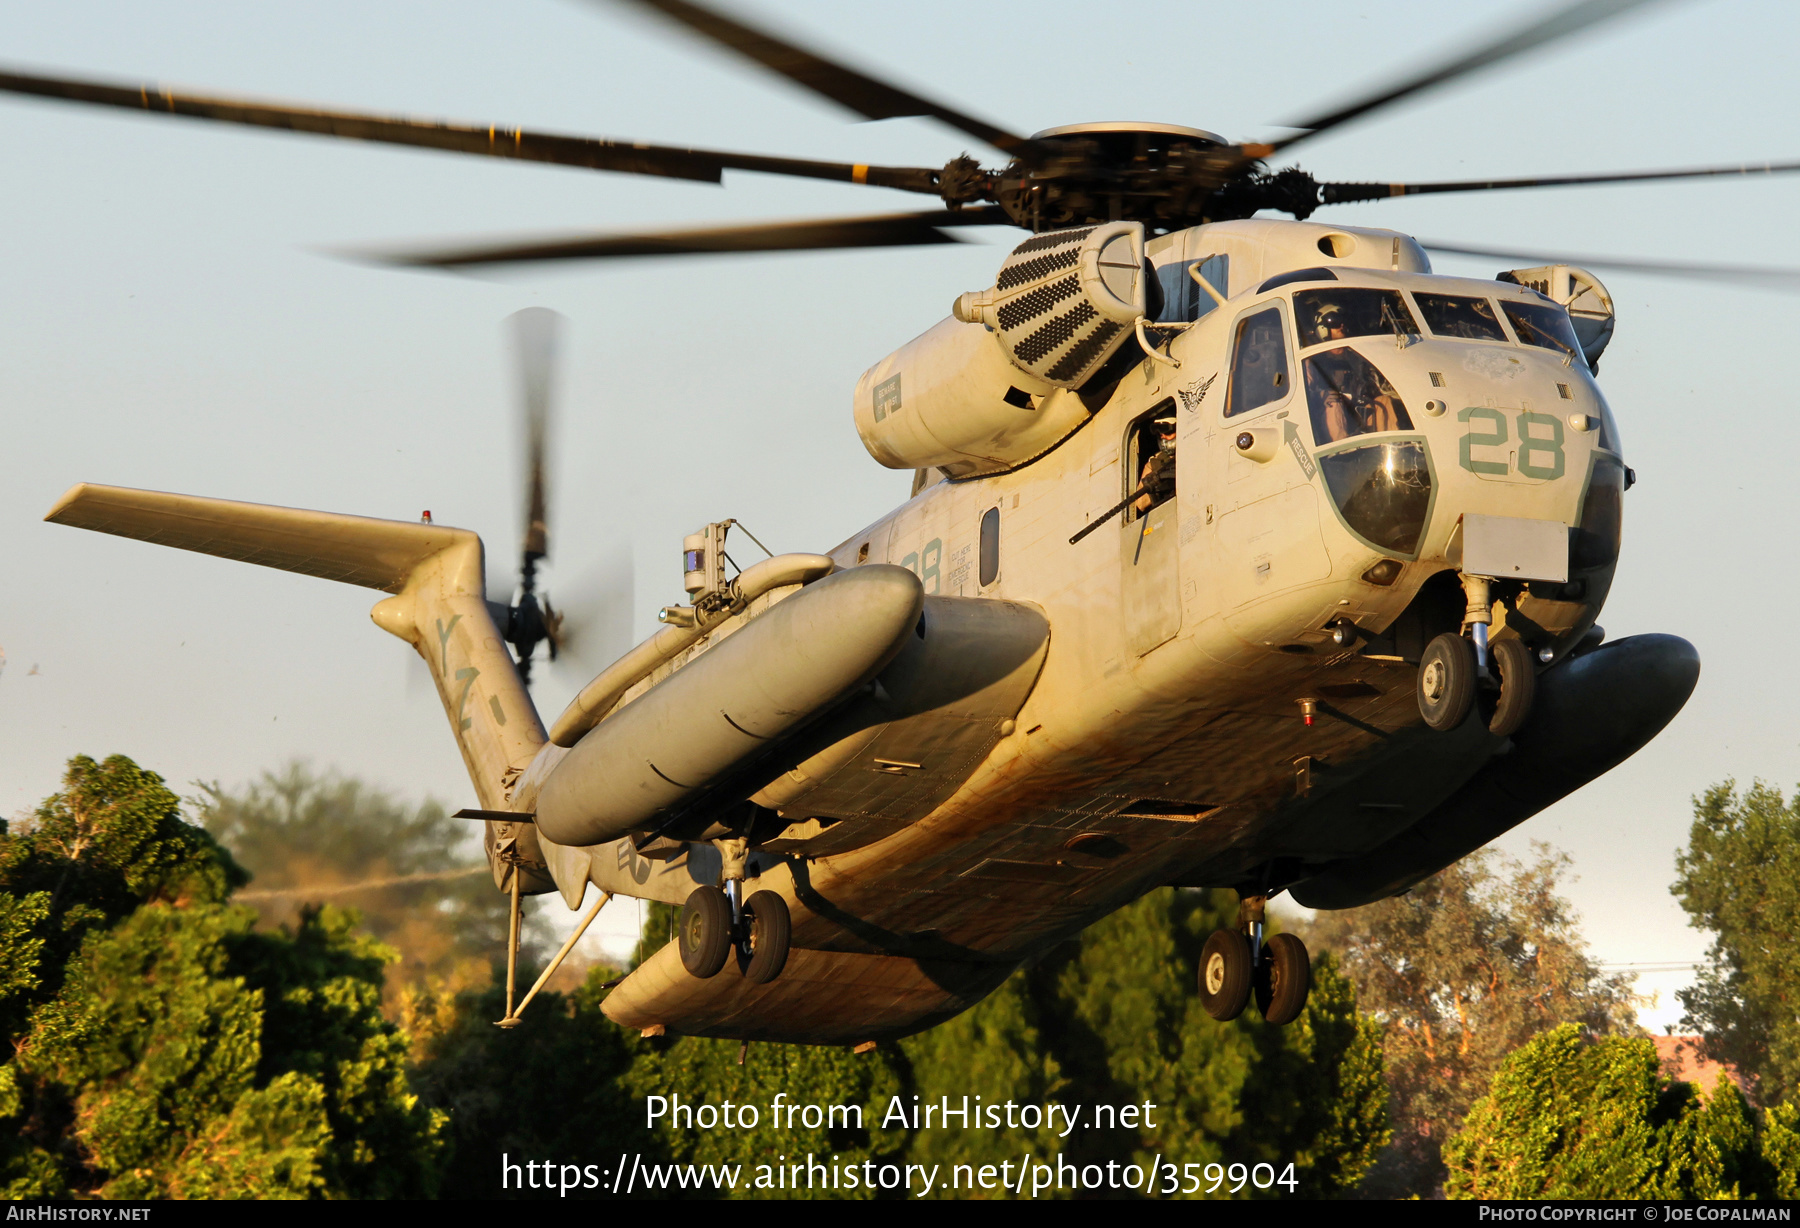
[1029,120,1230,146]
[995,121,1268,234]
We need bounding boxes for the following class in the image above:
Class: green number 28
[899,538,942,594]
[1457,407,1564,480]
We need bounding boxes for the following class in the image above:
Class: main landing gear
[1415,574,1538,736]
[677,882,793,986]
[1198,896,1312,1026]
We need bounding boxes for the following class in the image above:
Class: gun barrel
[1069,487,1144,545]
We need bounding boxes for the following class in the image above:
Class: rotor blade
[1421,240,1800,291]
[1322,158,1800,205]
[1264,0,1669,155]
[0,65,945,193]
[547,544,637,680]
[367,207,1014,268]
[604,0,1041,160]
[510,309,563,569]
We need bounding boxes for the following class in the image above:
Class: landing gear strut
[1416,573,1538,735]
[1198,895,1312,1026]
[677,837,792,984]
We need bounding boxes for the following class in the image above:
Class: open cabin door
[1122,398,1182,655]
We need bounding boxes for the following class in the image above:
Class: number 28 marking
[1457,406,1565,480]
[899,538,942,594]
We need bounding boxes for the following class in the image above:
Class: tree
[1673,780,1800,1105]
[0,754,443,1198]
[195,763,542,1013]
[893,888,1388,1199]
[1307,844,1638,1196]
[408,969,648,1200]
[1444,1023,1791,1199]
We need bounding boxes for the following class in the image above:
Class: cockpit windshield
[1294,288,1419,349]
[1415,294,1508,342]
[1502,300,1583,358]
[1305,348,1414,445]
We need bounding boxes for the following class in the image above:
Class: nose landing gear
[1415,573,1539,735]
[1198,895,1313,1026]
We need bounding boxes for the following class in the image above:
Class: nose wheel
[1484,637,1537,737]
[1416,630,1538,735]
[1417,631,1477,730]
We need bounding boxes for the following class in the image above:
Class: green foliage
[893,889,1388,1199]
[1761,1101,1800,1200]
[1309,844,1638,1195]
[627,1029,908,1200]
[1673,780,1800,1105]
[0,754,442,1198]
[408,966,643,1200]
[194,763,531,1003]
[1444,1023,1795,1200]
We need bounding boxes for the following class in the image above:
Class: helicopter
[25,0,1799,1043]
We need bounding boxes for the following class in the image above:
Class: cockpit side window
[1501,300,1583,358]
[1224,306,1290,417]
[1295,288,1420,349]
[1306,348,1413,445]
[1154,253,1229,323]
[1415,294,1508,342]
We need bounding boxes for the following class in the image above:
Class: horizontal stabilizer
[44,483,472,593]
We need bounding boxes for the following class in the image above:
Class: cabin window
[1294,288,1419,349]
[1501,300,1582,358]
[979,507,1001,586]
[1414,293,1508,342]
[1305,348,1414,445]
[1154,253,1229,323]
[1224,306,1290,417]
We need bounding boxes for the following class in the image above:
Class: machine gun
[1069,449,1175,545]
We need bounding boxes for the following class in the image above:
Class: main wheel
[741,890,791,985]
[1417,632,1477,731]
[1198,929,1253,1021]
[1486,637,1537,737]
[678,885,732,979]
[1253,933,1313,1026]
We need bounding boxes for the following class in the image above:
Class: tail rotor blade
[546,544,637,679]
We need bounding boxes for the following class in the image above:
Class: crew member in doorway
[1133,416,1178,514]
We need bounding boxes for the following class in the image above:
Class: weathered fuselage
[566,218,1695,1042]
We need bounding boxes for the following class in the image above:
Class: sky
[0,0,1796,1023]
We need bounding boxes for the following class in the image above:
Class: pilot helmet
[1313,301,1346,335]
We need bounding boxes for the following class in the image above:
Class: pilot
[1307,302,1404,442]
[1313,302,1349,347]
[1133,416,1178,514]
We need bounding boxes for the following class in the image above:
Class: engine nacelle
[853,222,1149,478]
